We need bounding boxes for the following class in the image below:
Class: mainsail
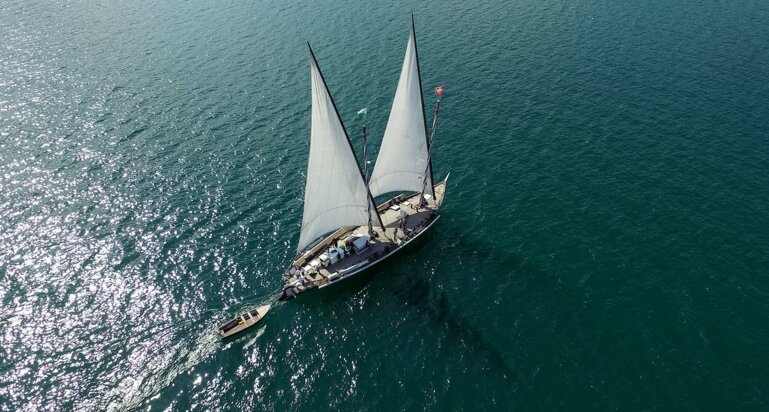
[369,17,435,199]
[297,46,382,253]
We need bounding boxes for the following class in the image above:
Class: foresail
[297,49,380,253]
[369,20,434,199]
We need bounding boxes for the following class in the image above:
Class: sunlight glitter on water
[3,0,769,410]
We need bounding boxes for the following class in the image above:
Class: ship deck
[281,178,447,297]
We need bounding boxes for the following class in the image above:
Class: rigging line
[411,14,435,196]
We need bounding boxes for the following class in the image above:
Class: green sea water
[2,0,769,410]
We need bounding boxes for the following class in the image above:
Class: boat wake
[112,317,222,411]
[242,325,267,349]
[116,294,280,410]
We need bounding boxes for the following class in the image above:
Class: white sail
[369,21,434,199]
[297,51,379,253]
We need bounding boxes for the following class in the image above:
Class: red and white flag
[435,85,444,96]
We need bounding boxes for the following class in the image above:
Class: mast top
[368,16,436,199]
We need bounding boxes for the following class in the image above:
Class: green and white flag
[356,107,368,121]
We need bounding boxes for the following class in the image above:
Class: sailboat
[278,17,448,301]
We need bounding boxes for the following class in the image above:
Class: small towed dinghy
[219,304,271,338]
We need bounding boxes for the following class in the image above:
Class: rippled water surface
[2,0,769,410]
